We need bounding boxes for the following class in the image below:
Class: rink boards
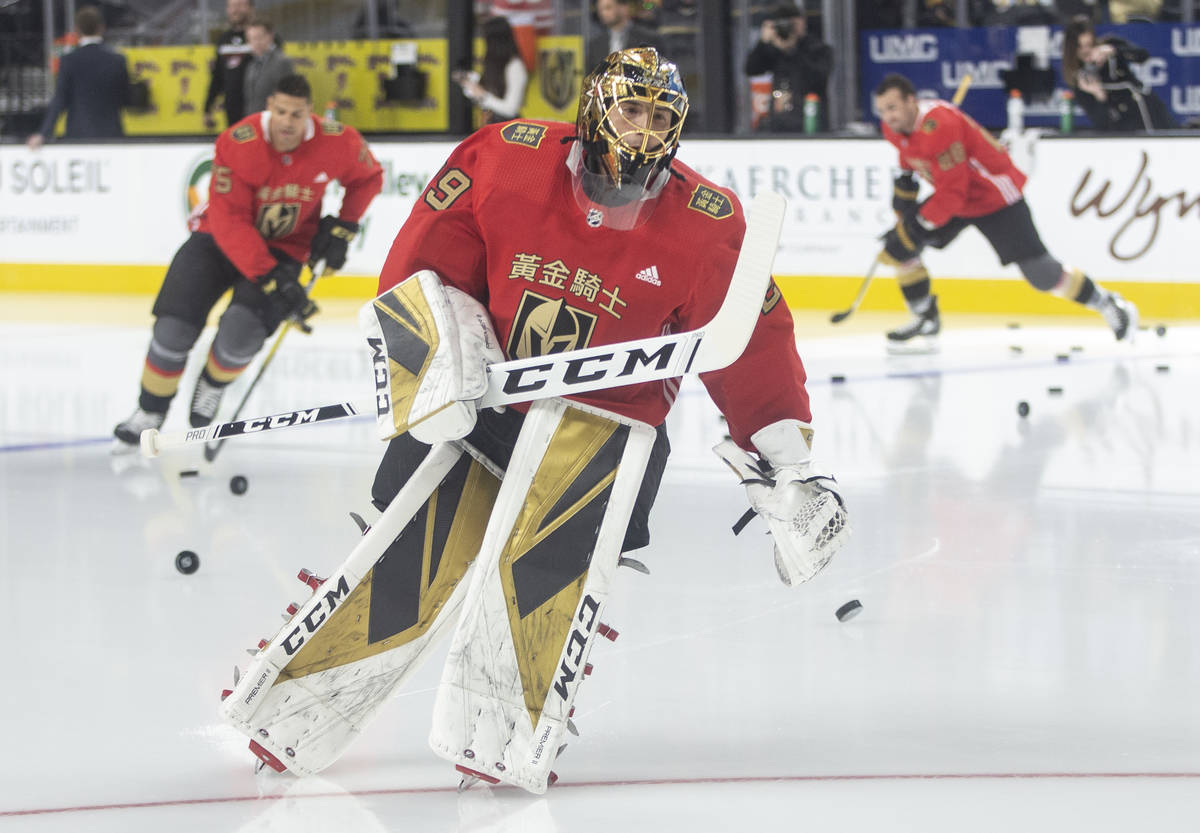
[1,134,1197,318]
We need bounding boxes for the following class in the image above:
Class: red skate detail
[221,689,232,701]
[548,771,559,786]
[568,707,575,717]
[285,602,300,616]
[583,663,593,676]
[257,638,269,650]
[597,623,619,641]
[297,568,324,591]
[248,740,287,773]
[455,764,500,784]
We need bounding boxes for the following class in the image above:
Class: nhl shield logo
[539,49,577,111]
[586,208,603,227]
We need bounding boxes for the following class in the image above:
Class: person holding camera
[1062,15,1175,131]
[744,2,832,132]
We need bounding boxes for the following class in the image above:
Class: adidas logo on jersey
[313,171,330,183]
[635,265,661,286]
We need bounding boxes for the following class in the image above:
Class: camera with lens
[771,19,794,40]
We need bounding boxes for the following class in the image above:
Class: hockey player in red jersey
[217,49,848,793]
[113,73,383,447]
[874,72,1137,346]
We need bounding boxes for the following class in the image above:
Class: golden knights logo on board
[256,202,301,238]
[507,290,597,360]
[538,48,578,111]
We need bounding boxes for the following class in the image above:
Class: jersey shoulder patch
[686,184,735,220]
[499,122,547,149]
[231,123,257,143]
[920,117,938,134]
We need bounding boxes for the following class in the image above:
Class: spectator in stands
[1063,15,1175,130]
[453,16,529,126]
[26,5,128,149]
[203,0,255,131]
[586,0,664,73]
[243,18,294,115]
[744,2,832,133]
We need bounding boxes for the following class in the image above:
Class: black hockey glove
[259,258,318,333]
[881,212,934,264]
[892,172,919,220]
[308,216,359,272]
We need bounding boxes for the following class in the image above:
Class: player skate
[1098,291,1138,341]
[112,406,165,451]
[886,295,940,354]
[189,371,227,427]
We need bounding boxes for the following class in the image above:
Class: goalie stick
[140,191,787,458]
[202,263,326,463]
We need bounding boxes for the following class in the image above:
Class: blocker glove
[260,258,318,332]
[309,216,359,272]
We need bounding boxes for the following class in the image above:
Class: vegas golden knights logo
[508,290,597,360]
[256,203,301,239]
[538,49,577,110]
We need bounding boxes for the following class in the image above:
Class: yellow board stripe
[3,263,1198,319]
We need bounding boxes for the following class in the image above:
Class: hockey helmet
[576,47,689,195]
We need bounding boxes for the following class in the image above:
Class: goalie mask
[570,47,689,229]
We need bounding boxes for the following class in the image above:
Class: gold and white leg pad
[428,398,656,794]
[218,441,501,775]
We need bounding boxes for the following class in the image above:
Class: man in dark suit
[203,0,256,130]
[26,6,129,149]
[586,0,664,73]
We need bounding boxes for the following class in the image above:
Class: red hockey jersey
[194,112,384,280]
[882,99,1026,226]
[379,120,811,449]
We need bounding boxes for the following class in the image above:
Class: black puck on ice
[830,374,846,384]
[1017,401,1030,418]
[175,550,200,575]
[1047,386,1063,396]
[835,599,863,622]
[1055,354,1070,363]
[1156,364,1170,373]
[230,475,249,495]
[1156,325,1167,337]
[179,469,199,478]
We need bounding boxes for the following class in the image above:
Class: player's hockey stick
[829,256,881,324]
[140,191,786,458]
[830,75,972,327]
[202,263,326,463]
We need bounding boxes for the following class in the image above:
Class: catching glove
[260,258,318,332]
[309,216,359,272]
[715,420,849,586]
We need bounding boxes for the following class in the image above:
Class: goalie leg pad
[429,398,657,794]
[219,441,501,775]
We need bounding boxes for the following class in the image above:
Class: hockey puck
[1055,354,1070,363]
[1017,400,1030,418]
[1156,364,1170,373]
[1007,322,1021,330]
[1047,386,1063,396]
[1156,325,1167,337]
[175,550,200,575]
[835,599,863,622]
[830,374,846,384]
[179,469,199,478]
[1009,345,1023,354]
[230,475,248,495]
